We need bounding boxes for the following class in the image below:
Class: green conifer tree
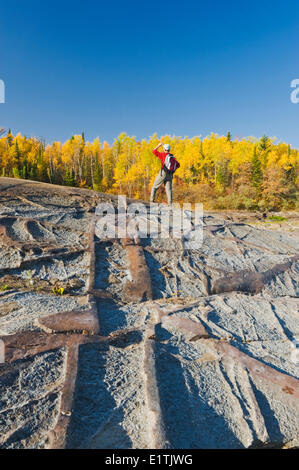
[251,146,262,189]
[14,141,22,171]
[64,168,77,187]
[7,128,13,147]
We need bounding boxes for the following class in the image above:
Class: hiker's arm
[152,142,163,158]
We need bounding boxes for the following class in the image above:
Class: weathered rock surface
[0,177,298,449]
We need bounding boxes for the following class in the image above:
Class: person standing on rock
[150,142,180,205]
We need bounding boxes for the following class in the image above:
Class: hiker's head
[163,144,170,152]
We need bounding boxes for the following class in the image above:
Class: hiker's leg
[165,176,173,205]
[150,171,166,202]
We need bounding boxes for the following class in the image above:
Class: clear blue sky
[1,0,299,147]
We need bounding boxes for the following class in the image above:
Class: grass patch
[0,284,10,291]
[267,215,287,222]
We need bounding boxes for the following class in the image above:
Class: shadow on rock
[153,326,244,449]
[66,343,132,449]
[144,251,167,299]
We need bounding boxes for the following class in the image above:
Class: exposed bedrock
[0,178,298,449]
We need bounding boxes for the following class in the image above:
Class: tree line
[0,129,298,211]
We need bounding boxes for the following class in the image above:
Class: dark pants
[150,169,173,204]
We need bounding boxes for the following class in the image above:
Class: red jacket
[152,149,180,170]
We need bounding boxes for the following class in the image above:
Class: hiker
[150,143,180,205]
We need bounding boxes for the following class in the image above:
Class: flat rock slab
[36,309,100,335]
